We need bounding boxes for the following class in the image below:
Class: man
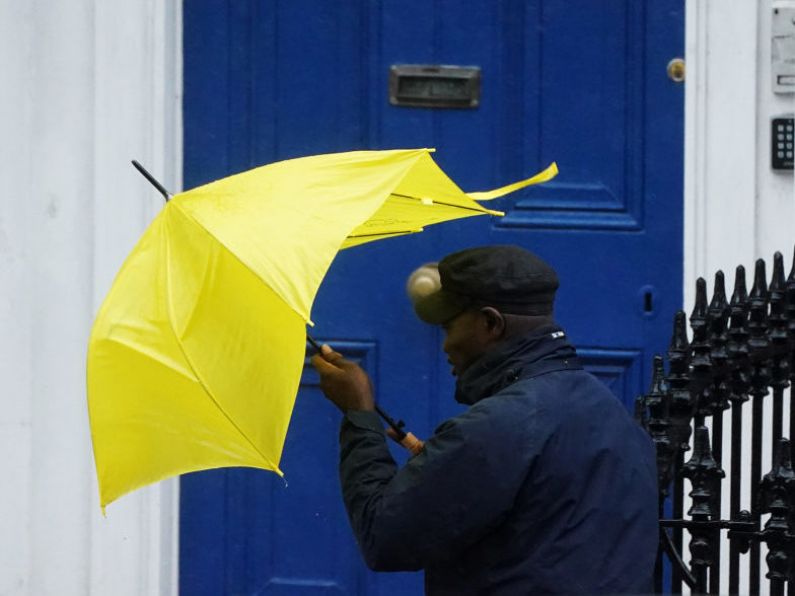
[311,245,658,595]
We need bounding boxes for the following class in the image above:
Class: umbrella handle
[376,404,425,456]
[307,335,422,454]
[396,431,425,457]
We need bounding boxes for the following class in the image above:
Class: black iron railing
[636,248,795,595]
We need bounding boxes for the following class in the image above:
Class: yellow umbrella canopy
[87,148,557,511]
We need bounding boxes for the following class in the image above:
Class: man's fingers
[335,359,364,373]
[311,353,341,373]
[310,345,375,412]
[325,351,344,364]
[320,344,344,364]
[311,343,345,370]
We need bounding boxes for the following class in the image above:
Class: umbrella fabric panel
[164,205,306,472]
[389,151,496,211]
[174,149,429,323]
[466,161,559,201]
[89,332,267,510]
[87,215,268,508]
[88,207,306,510]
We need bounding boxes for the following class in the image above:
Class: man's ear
[479,307,506,339]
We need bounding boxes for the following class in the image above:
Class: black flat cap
[412,245,559,324]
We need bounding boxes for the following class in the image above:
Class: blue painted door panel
[181,2,684,594]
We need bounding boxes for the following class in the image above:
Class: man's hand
[310,344,375,413]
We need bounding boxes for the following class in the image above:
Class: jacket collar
[454,324,580,405]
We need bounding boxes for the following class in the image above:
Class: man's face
[441,310,491,376]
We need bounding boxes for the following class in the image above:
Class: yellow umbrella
[87,148,557,512]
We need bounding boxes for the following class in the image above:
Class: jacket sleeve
[338,401,536,571]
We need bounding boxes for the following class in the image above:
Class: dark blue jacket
[339,326,658,594]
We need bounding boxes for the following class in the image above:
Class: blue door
[180,2,684,594]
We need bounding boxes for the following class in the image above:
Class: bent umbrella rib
[346,229,422,239]
[388,192,502,215]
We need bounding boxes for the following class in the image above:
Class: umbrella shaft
[374,404,407,440]
[132,160,171,201]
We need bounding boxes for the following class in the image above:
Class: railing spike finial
[707,271,731,415]
[771,252,785,294]
[670,310,690,353]
[709,270,728,313]
[748,259,771,365]
[751,258,768,302]
[731,265,748,308]
[644,355,676,497]
[667,310,694,452]
[727,266,752,404]
[691,277,709,332]
[767,252,789,387]
[709,270,730,355]
[690,278,712,418]
[768,254,787,338]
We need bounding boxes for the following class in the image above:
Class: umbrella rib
[388,192,493,214]
[101,336,199,384]
[167,306,282,474]
[347,230,421,239]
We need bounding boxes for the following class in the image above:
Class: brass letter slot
[389,65,481,109]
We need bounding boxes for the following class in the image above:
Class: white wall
[0,0,181,594]
[686,0,795,287]
[685,0,795,593]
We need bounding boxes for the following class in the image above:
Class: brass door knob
[667,58,685,83]
[406,263,441,304]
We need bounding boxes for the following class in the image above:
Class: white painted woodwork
[0,0,181,594]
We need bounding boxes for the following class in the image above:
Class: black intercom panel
[772,115,794,170]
